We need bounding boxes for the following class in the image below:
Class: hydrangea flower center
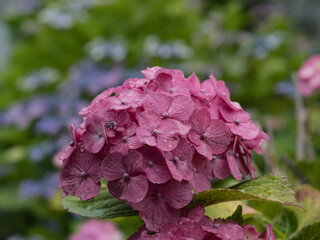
[122,136,128,142]
[201,133,208,140]
[173,157,179,164]
[106,120,117,130]
[154,192,161,199]
[69,141,75,147]
[148,161,153,166]
[152,129,159,137]
[97,132,103,138]
[200,89,205,93]
[162,113,168,119]
[169,88,175,93]
[81,171,87,177]
[123,173,129,180]
[235,119,240,125]
[121,100,126,105]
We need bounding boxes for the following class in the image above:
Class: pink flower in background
[59,149,102,201]
[69,219,123,240]
[298,54,320,96]
[101,151,148,203]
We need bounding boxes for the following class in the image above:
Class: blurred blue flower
[18,173,59,200]
[29,141,56,162]
[274,80,294,98]
[17,67,60,92]
[85,38,127,61]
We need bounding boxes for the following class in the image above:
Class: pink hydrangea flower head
[136,111,179,151]
[188,108,231,159]
[139,146,172,184]
[130,180,193,232]
[59,149,102,201]
[101,150,148,203]
[144,92,195,135]
[162,138,195,182]
[298,54,320,96]
[69,219,123,240]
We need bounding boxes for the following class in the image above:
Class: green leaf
[226,205,243,224]
[61,188,137,218]
[190,175,302,208]
[289,222,320,240]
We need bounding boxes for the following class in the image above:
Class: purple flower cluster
[129,205,276,240]
[58,67,268,232]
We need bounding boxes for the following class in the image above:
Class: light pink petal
[259,223,276,240]
[75,177,101,201]
[161,180,193,209]
[136,127,157,147]
[165,159,193,182]
[156,119,179,151]
[212,157,230,180]
[141,66,162,79]
[168,94,195,122]
[101,153,126,181]
[108,179,126,200]
[137,111,161,132]
[140,147,172,184]
[230,120,260,140]
[140,199,180,232]
[190,172,211,194]
[220,105,251,123]
[195,141,213,160]
[172,120,191,135]
[205,119,231,155]
[123,150,144,175]
[109,143,129,155]
[127,136,141,149]
[124,175,149,203]
[188,129,201,146]
[227,151,242,180]
[144,92,171,116]
[190,108,211,134]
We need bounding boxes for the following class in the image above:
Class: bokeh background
[0,0,319,239]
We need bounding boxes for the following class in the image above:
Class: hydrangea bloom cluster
[69,219,123,240]
[58,67,269,232]
[298,54,320,96]
[129,205,276,240]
